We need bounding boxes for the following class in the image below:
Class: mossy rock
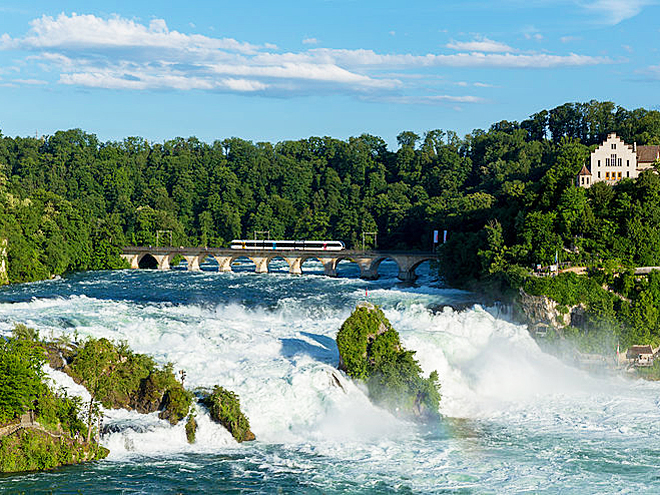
[64,337,192,425]
[336,303,441,422]
[202,387,255,443]
[185,414,197,444]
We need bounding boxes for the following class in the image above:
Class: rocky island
[336,302,441,422]
[0,325,254,474]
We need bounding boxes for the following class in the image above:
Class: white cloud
[579,0,657,24]
[20,13,260,54]
[0,12,613,99]
[12,78,48,85]
[446,38,513,53]
[302,48,609,69]
[302,37,319,45]
[560,36,580,43]
[376,95,486,105]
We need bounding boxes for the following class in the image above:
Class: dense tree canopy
[1,99,660,287]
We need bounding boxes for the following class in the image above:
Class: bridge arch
[230,255,260,273]
[137,253,158,269]
[301,256,337,276]
[267,255,293,273]
[368,256,403,279]
[334,257,361,278]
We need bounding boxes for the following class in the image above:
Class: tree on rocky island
[201,386,255,443]
[336,303,441,422]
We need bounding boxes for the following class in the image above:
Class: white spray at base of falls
[2,270,660,493]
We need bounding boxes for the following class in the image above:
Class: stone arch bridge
[121,246,438,281]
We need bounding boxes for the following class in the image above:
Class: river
[1,260,659,494]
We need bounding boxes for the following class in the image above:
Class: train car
[230,240,345,251]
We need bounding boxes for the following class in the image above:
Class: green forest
[2,99,660,347]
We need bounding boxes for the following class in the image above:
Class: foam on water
[2,269,660,492]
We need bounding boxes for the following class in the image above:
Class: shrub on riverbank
[0,429,108,473]
[336,303,441,422]
[0,328,108,473]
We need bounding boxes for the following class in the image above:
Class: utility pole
[362,231,377,251]
[254,230,270,240]
[156,230,173,247]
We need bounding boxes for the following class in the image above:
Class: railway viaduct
[120,246,438,282]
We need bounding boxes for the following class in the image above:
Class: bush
[0,336,47,423]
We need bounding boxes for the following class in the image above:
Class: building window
[612,143,617,149]
[627,160,630,167]
[598,171,601,178]
[598,160,601,167]
[627,171,630,178]
[606,172,610,180]
[581,177,585,185]
[606,158,610,166]
[611,154,617,166]
[586,177,590,184]
[618,172,622,179]
[619,158,622,166]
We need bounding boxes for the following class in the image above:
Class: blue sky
[0,1,658,148]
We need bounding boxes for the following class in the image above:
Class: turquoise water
[1,262,660,494]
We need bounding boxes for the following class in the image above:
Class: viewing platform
[121,246,438,282]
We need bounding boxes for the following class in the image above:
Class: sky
[0,0,658,148]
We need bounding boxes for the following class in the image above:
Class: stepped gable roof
[578,164,591,176]
[637,145,660,164]
[626,345,654,358]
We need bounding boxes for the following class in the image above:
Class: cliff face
[515,288,587,335]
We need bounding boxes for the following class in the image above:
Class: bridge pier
[121,254,140,269]
[184,255,201,271]
[397,269,417,282]
[323,260,337,277]
[252,257,269,274]
[154,254,170,270]
[286,257,302,275]
[356,258,379,280]
[394,256,424,282]
[217,256,233,272]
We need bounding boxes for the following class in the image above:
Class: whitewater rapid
[1,265,660,493]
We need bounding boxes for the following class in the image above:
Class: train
[230,239,345,251]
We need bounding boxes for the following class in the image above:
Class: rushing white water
[1,266,660,493]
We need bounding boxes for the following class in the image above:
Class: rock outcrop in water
[46,337,192,427]
[201,386,255,443]
[336,302,441,422]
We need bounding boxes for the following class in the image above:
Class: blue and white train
[230,239,345,251]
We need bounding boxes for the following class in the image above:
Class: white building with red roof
[577,133,660,188]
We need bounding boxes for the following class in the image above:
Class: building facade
[577,133,660,188]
